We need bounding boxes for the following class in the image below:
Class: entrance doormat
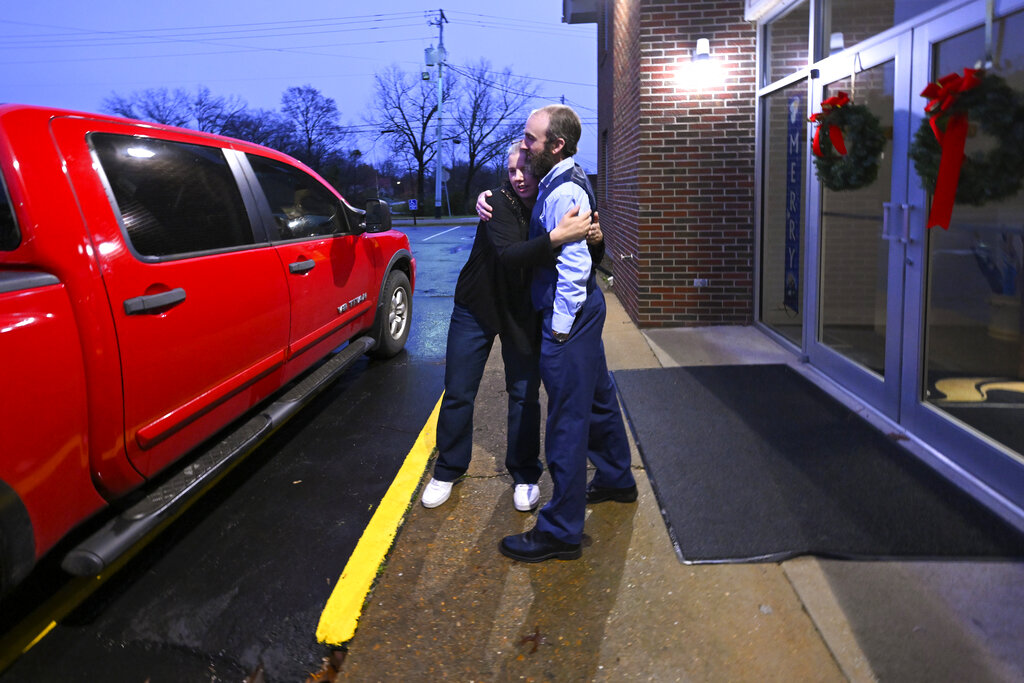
[612,364,1024,563]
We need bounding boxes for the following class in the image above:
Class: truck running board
[62,336,376,577]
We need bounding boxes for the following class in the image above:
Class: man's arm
[544,188,592,335]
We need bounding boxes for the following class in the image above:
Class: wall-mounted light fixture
[676,37,724,90]
[694,38,711,61]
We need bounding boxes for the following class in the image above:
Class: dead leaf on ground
[519,626,546,654]
[244,662,265,683]
[305,649,347,683]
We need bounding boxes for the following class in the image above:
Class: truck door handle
[124,288,187,315]
[289,259,316,274]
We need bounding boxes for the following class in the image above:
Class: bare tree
[103,87,192,127]
[448,60,539,210]
[101,84,356,180]
[279,85,349,172]
[191,87,249,134]
[366,65,457,214]
[102,85,248,137]
[220,108,291,149]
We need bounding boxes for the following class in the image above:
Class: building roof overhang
[562,0,599,24]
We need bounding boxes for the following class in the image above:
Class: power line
[447,62,595,90]
[0,10,595,97]
[444,63,537,100]
[445,10,593,38]
[2,8,599,152]
[444,63,596,115]
[0,12,427,42]
[0,12,432,65]
[0,36,430,67]
[0,23,430,51]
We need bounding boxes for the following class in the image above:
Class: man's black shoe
[585,482,638,504]
[500,527,582,563]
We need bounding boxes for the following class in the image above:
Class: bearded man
[499,104,637,563]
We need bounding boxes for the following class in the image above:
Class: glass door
[805,32,915,420]
[901,0,1024,509]
[759,0,1024,512]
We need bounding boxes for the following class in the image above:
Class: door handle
[289,259,316,274]
[881,203,913,244]
[124,287,186,315]
[899,203,913,244]
[881,202,895,241]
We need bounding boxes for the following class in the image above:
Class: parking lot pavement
[392,215,478,228]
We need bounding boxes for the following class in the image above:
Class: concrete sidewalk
[337,284,1024,681]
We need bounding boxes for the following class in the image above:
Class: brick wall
[599,0,757,327]
[600,0,642,320]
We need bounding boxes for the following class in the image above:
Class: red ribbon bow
[920,68,982,229]
[809,91,850,158]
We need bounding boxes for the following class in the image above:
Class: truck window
[0,172,18,251]
[246,154,350,240]
[91,134,255,258]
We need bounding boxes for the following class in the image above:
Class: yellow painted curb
[315,394,442,645]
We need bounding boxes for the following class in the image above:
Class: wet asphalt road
[0,223,478,683]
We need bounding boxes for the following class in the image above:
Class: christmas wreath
[809,91,887,192]
[909,68,1024,230]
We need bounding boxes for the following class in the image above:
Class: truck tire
[0,480,36,596]
[368,270,411,358]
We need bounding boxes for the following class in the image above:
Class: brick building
[588,0,758,327]
[565,0,1024,526]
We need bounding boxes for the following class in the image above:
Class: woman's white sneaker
[514,484,540,511]
[421,478,454,508]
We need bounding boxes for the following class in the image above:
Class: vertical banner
[784,96,803,313]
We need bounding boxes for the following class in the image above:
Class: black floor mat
[613,364,1024,563]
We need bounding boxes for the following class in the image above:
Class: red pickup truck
[0,104,415,594]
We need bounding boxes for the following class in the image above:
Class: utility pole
[429,9,448,219]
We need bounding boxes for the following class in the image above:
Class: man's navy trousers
[534,284,635,545]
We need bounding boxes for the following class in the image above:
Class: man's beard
[527,145,558,179]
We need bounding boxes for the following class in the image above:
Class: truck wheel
[0,480,36,596]
[369,270,411,358]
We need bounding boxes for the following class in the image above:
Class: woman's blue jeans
[433,303,542,484]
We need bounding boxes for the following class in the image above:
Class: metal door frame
[898,0,1024,517]
[803,31,914,421]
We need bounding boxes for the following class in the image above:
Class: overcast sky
[1,2,599,169]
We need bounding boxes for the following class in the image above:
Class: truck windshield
[0,172,17,251]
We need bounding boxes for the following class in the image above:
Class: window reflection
[828,0,940,53]
[91,134,254,258]
[817,62,895,377]
[0,171,18,251]
[760,80,807,346]
[765,2,810,84]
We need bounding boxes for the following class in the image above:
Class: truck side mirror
[364,199,392,233]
